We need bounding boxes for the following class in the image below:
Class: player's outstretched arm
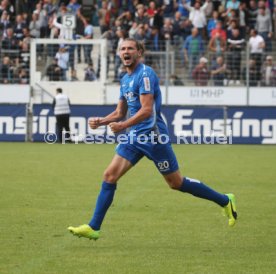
[109,94,153,133]
[89,99,128,129]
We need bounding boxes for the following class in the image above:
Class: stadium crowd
[0,0,276,86]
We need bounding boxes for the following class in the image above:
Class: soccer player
[68,39,237,240]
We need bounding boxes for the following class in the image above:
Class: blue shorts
[116,140,179,175]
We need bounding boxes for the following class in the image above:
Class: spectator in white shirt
[183,0,210,37]
[55,45,69,81]
[249,29,265,82]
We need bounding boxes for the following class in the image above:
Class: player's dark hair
[122,38,145,56]
[56,88,62,93]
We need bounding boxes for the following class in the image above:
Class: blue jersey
[119,63,168,137]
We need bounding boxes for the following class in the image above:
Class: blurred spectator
[207,11,219,38]
[249,29,265,82]
[227,28,244,85]
[161,18,173,40]
[211,56,228,86]
[1,27,19,50]
[98,1,110,34]
[180,19,192,41]
[67,0,81,14]
[261,55,276,86]
[118,11,134,32]
[184,27,204,75]
[152,6,164,30]
[204,0,214,18]
[147,1,158,18]
[46,58,62,81]
[13,14,27,40]
[0,0,15,19]
[225,0,240,14]
[256,7,273,52]
[135,4,148,26]
[162,0,174,18]
[211,21,227,41]
[75,8,84,63]
[82,16,93,64]
[175,0,191,19]
[0,9,11,38]
[128,22,139,39]
[226,19,239,38]
[208,32,226,59]
[242,59,258,86]
[55,45,69,81]
[29,12,41,38]
[192,57,210,86]
[0,56,15,83]
[184,0,209,37]
[84,62,97,81]
[238,3,246,39]
[34,2,49,38]
[246,0,258,30]
[171,11,183,43]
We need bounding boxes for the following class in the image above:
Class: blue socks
[89,178,228,230]
[89,182,116,230]
[180,177,229,207]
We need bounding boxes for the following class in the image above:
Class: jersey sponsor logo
[143,77,151,91]
[124,91,136,102]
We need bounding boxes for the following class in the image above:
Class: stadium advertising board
[106,86,247,105]
[167,87,247,106]
[0,104,26,141]
[249,87,276,106]
[32,105,276,144]
[1,104,276,144]
[0,85,30,103]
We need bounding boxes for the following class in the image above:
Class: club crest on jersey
[143,77,151,91]
[129,80,134,88]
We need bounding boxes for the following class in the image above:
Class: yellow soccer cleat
[67,224,100,240]
[223,193,238,227]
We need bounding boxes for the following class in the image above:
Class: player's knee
[103,169,118,183]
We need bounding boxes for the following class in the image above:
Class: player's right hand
[89,117,102,129]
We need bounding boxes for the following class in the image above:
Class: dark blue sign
[1,104,276,144]
[0,104,26,141]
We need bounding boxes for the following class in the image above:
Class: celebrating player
[68,38,237,240]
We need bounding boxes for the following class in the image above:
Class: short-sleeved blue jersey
[119,63,168,137]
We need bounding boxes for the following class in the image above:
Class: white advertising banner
[249,87,276,106]
[107,85,247,105]
[167,86,247,105]
[0,85,30,103]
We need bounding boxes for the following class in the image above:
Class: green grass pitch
[0,143,275,274]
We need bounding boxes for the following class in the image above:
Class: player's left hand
[109,122,125,133]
